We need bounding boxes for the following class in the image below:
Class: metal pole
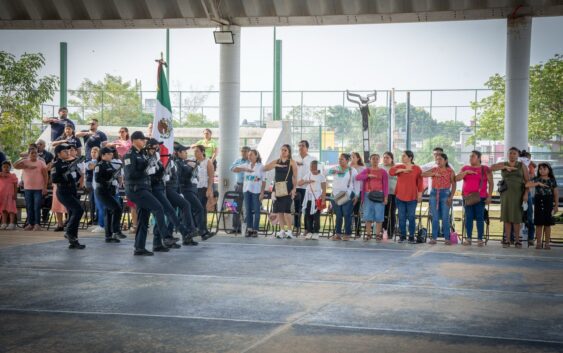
[60,42,67,107]
[166,29,170,82]
[273,39,282,121]
[387,90,392,151]
[259,91,263,125]
[390,88,395,153]
[473,89,478,149]
[406,91,411,151]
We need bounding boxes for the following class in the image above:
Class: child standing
[527,163,558,250]
[0,161,18,230]
[298,160,326,240]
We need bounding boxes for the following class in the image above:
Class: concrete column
[218,26,241,200]
[504,16,531,153]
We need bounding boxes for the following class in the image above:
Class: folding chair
[216,191,243,234]
[258,191,274,236]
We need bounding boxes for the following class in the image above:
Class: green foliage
[0,51,58,160]
[177,113,218,128]
[69,74,153,126]
[417,136,461,171]
[472,54,563,145]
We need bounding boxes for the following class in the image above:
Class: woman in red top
[389,151,423,243]
[422,153,456,245]
[456,150,493,246]
[356,154,388,241]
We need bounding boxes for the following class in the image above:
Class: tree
[69,74,153,126]
[0,51,58,160]
[471,54,563,145]
[417,135,461,171]
[178,112,218,128]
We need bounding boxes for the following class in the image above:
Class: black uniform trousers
[127,187,169,250]
[166,186,196,234]
[95,187,122,238]
[151,185,188,239]
[56,186,84,242]
[181,186,204,233]
[197,187,209,233]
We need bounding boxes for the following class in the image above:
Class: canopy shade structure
[0,0,561,29]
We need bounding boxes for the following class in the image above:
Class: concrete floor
[0,231,562,353]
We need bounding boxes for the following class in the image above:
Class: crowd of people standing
[0,107,559,252]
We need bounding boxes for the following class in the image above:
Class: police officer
[95,147,123,243]
[177,145,212,240]
[123,131,171,256]
[51,144,85,249]
[146,138,194,249]
[168,144,199,246]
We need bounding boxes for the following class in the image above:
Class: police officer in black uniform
[167,144,199,246]
[177,145,212,240]
[95,147,123,243]
[123,131,172,256]
[146,138,195,249]
[51,144,85,249]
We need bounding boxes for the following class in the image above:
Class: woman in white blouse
[232,149,266,237]
[328,153,361,241]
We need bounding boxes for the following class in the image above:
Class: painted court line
[1,307,561,346]
[2,266,562,297]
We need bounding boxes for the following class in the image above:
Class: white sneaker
[286,230,295,239]
[276,230,285,239]
[0,224,7,230]
[91,226,104,233]
[311,233,319,240]
[6,224,16,230]
[304,233,312,240]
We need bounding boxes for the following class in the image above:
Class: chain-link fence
[39,88,562,168]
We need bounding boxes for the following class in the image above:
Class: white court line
[202,241,563,261]
[2,266,562,298]
[1,307,562,346]
[300,322,563,346]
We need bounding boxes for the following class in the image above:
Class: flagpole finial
[155,52,167,67]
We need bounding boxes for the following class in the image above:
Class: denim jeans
[429,188,451,240]
[94,192,105,227]
[24,189,42,226]
[330,194,355,235]
[244,191,261,230]
[396,198,417,239]
[464,197,485,240]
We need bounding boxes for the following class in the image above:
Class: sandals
[515,242,522,249]
[462,239,472,246]
[330,235,342,241]
[477,240,484,247]
[364,234,372,242]
[444,240,452,246]
[536,242,543,249]
[375,233,383,242]
[429,239,437,245]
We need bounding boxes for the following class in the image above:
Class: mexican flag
[151,60,174,165]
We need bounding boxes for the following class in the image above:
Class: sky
[0,16,561,119]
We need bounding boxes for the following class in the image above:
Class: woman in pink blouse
[105,127,132,159]
[14,148,48,230]
[356,154,389,241]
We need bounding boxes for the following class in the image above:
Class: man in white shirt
[294,140,314,236]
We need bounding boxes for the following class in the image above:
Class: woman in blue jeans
[389,151,423,243]
[232,149,266,237]
[422,153,456,245]
[14,148,48,231]
[328,154,360,241]
[457,150,493,247]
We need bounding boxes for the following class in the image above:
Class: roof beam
[81,0,101,20]
[51,0,73,20]
[144,0,163,19]
[112,0,133,19]
[20,0,42,20]
[0,0,14,21]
